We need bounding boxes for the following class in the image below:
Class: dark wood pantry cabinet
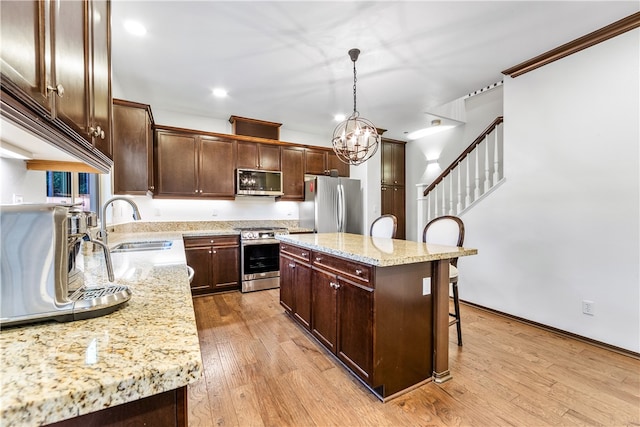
[381,138,406,239]
[0,0,113,171]
[184,235,240,295]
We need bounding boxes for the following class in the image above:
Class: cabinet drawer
[280,243,311,262]
[312,253,372,285]
[184,235,239,248]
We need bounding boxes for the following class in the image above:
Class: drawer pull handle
[315,257,322,262]
[301,252,308,256]
[329,282,340,289]
[355,269,363,275]
[289,263,296,268]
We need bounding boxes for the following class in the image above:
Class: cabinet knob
[289,263,296,268]
[355,269,363,276]
[301,252,307,257]
[149,186,155,190]
[89,126,105,139]
[213,250,217,254]
[210,240,214,243]
[315,257,322,262]
[208,250,212,254]
[47,84,64,97]
[329,282,340,290]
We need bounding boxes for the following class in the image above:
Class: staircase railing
[417,116,504,238]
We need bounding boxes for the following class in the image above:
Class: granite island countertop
[0,235,202,427]
[276,232,478,267]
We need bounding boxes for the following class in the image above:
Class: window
[46,172,100,212]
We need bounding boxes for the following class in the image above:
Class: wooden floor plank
[188,290,640,427]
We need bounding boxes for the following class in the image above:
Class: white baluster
[484,135,491,192]
[456,166,463,213]
[493,128,500,184]
[474,148,481,200]
[434,186,438,219]
[465,157,471,206]
[441,177,446,216]
[449,173,454,214]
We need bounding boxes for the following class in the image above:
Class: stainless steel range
[236,227,289,292]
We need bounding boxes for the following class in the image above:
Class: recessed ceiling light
[334,114,345,122]
[124,20,146,37]
[212,88,228,98]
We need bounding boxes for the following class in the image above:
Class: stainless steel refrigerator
[300,176,363,234]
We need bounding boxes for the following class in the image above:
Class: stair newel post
[474,148,481,200]
[493,128,500,184]
[465,156,472,207]
[484,135,491,192]
[456,166,463,213]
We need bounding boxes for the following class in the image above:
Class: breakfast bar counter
[0,234,202,427]
[276,232,477,400]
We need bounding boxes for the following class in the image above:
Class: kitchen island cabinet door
[337,279,373,383]
[280,256,295,313]
[199,136,235,199]
[311,268,337,353]
[292,261,312,329]
[156,131,198,197]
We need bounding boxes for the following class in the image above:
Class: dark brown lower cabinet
[280,243,435,399]
[381,185,406,239]
[280,243,312,330]
[46,387,186,427]
[184,235,240,295]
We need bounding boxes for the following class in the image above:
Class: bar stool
[370,214,397,238]
[423,215,465,346]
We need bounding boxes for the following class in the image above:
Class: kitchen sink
[111,240,173,253]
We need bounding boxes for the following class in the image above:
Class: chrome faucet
[98,197,142,245]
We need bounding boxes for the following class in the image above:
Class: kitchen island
[277,232,477,400]
[0,235,202,427]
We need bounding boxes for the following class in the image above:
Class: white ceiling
[111,1,639,141]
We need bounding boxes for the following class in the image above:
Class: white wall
[0,158,46,204]
[461,29,639,352]
[406,87,504,240]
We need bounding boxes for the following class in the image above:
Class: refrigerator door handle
[337,184,345,232]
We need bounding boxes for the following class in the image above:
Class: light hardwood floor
[188,289,639,426]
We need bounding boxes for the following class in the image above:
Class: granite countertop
[277,232,478,267]
[0,235,202,427]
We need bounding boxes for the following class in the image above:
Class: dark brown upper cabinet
[155,128,236,199]
[112,99,154,195]
[236,141,281,171]
[229,115,281,140]
[280,146,305,201]
[0,0,113,168]
[305,147,350,177]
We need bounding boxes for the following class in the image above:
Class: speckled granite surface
[109,219,304,234]
[277,233,477,266]
[0,236,202,427]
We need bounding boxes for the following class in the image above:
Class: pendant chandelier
[332,48,380,166]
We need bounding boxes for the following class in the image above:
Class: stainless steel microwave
[236,169,283,196]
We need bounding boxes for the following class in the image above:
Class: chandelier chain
[352,60,358,115]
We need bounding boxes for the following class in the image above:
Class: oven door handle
[241,239,281,246]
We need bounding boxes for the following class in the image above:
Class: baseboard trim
[460,300,640,360]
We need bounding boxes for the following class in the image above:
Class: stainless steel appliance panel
[300,176,362,234]
[1,205,71,323]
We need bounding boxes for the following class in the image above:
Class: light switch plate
[422,277,431,296]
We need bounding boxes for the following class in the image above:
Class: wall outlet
[582,300,595,316]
